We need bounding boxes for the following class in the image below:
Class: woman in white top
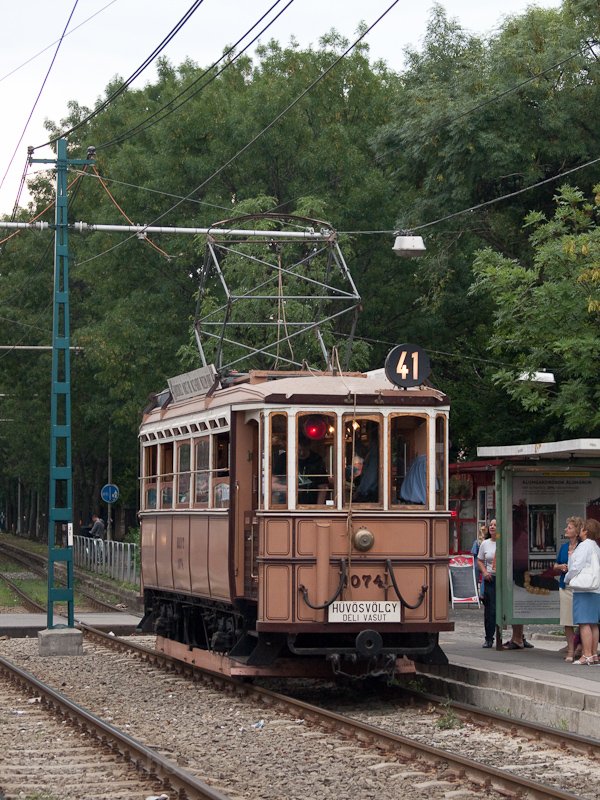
[565,518,600,665]
[477,519,498,647]
[477,518,534,650]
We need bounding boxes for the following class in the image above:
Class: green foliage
[0,35,400,531]
[436,699,462,730]
[471,185,600,434]
[3,3,600,525]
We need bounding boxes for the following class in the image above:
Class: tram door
[234,414,259,600]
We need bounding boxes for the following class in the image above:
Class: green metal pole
[29,138,95,628]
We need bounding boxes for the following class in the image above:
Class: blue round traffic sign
[101,483,119,503]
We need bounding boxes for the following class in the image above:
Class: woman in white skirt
[554,517,583,661]
[566,518,600,665]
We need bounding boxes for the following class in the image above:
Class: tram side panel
[142,514,233,603]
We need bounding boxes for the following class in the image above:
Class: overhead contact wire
[34,0,206,150]
[97,0,294,151]
[74,0,402,268]
[0,0,80,196]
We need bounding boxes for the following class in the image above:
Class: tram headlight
[353,527,375,552]
[303,415,328,441]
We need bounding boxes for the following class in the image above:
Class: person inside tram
[399,454,427,504]
[297,435,328,505]
[271,435,329,505]
[353,423,379,502]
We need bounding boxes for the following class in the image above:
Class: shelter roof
[477,439,600,460]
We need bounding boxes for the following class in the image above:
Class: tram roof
[142,369,449,424]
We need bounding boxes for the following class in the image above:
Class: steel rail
[397,686,600,757]
[0,571,46,612]
[81,625,582,800]
[0,540,129,612]
[0,654,232,800]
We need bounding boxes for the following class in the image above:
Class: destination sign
[328,600,401,623]
[168,365,217,402]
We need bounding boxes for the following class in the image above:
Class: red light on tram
[450,509,458,518]
[303,416,327,441]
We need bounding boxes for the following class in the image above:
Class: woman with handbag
[554,517,583,662]
[565,518,600,665]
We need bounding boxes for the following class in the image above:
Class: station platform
[417,607,600,736]
[0,611,142,638]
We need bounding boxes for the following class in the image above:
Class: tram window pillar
[435,415,447,510]
[270,413,288,508]
[160,441,174,508]
[143,444,158,509]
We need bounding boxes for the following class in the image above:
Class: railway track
[0,654,231,800]
[4,623,582,800]
[0,535,596,797]
[0,541,130,612]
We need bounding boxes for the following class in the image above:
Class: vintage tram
[137,214,452,679]
[138,359,452,679]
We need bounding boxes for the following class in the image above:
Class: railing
[73,535,139,586]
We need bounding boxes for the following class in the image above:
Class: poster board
[449,554,480,608]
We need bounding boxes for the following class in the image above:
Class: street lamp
[518,370,556,385]
[392,233,426,257]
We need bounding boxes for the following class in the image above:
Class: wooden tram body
[138,367,452,679]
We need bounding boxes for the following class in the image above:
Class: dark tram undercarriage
[138,589,448,678]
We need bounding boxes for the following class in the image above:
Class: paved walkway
[443,606,600,684]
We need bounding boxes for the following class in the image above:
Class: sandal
[573,656,594,665]
[502,640,524,650]
[564,655,574,663]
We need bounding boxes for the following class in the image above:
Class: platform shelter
[474,438,600,630]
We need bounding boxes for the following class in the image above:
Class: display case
[528,504,556,569]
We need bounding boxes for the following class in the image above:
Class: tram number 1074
[349,573,385,589]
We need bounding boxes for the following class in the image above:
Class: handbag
[569,547,600,591]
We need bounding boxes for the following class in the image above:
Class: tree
[1,36,402,533]
[471,185,600,436]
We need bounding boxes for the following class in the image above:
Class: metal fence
[73,535,139,586]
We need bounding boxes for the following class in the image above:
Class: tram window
[194,437,210,505]
[297,414,336,507]
[270,413,288,507]
[160,442,174,508]
[213,431,230,508]
[435,416,446,509]
[343,417,381,505]
[176,442,191,506]
[390,416,428,506]
[144,444,157,509]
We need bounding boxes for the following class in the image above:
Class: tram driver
[272,434,329,506]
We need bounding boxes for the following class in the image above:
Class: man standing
[89,514,105,539]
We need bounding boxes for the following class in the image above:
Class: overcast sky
[0,0,562,214]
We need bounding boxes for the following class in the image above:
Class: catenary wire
[34,0,206,150]
[0,0,118,85]
[73,0,402,268]
[412,154,600,232]
[336,331,522,371]
[97,0,294,151]
[332,154,600,235]
[0,0,80,196]
[69,167,233,214]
